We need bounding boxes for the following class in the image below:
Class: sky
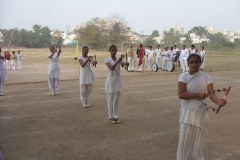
[1,0,240,35]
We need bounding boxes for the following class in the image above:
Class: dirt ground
[0,48,240,160]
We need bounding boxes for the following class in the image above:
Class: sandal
[115,118,121,124]
[109,118,116,124]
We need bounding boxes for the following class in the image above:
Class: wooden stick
[216,86,231,114]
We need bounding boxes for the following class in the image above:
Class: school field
[0,48,240,160]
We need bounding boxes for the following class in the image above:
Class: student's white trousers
[107,92,120,119]
[177,123,206,160]
[156,57,161,68]
[48,78,59,94]
[127,57,134,71]
[80,84,92,104]
[180,58,188,72]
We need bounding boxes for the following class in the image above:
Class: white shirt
[16,54,23,61]
[162,51,169,60]
[78,56,94,85]
[168,50,174,59]
[145,49,149,56]
[105,57,122,94]
[0,54,8,81]
[200,50,205,58]
[155,48,161,57]
[173,48,179,55]
[178,71,213,129]
[189,49,196,54]
[48,53,60,78]
[179,49,189,59]
[147,50,154,59]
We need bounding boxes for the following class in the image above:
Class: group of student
[126,44,206,72]
[0,44,226,159]
[2,50,23,71]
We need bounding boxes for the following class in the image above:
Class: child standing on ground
[78,46,97,108]
[105,45,128,124]
[0,48,8,96]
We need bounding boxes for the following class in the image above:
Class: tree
[188,26,208,49]
[162,29,180,46]
[149,30,159,38]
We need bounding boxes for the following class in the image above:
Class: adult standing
[144,45,149,68]
[136,44,144,72]
[16,50,23,70]
[162,47,169,71]
[177,54,227,160]
[189,44,196,54]
[155,45,161,69]
[0,48,8,96]
[146,46,154,71]
[5,51,11,70]
[200,46,206,70]
[127,45,134,72]
[179,45,189,72]
[48,46,61,95]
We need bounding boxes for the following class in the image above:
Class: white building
[152,36,163,44]
[190,33,209,44]
[169,25,188,35]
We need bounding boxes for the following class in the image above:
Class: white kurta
[155,48,161,68]
[78,56,94,105]
[48,53,60,78]
[16,53,23,70]
[0,54,8,94]
[162,51,169,70]
[200,50,206,69]
[177,71,213,160]
[147,50,154,71]
[105,57,122,94]
[179,49,189,72]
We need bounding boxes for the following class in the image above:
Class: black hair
[82,46,89,51]
[191,44,195,48]
[187,54,201,63]
[165,47,168,49]
[157,45,160,47]
[174,45,176,47]
[170,47,173,50]
[109,45,117,52]
[149,46,152,48]
[12,51,15,53]
[202,46,204,49]
[183,45,186,47]
[139,44,143,47]
[49,46,55,49]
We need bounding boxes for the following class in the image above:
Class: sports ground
[0,48,240,159]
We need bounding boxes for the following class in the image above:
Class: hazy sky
[1,0,240,35]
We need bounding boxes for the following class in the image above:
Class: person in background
[0,48,8,96]
[127,45,134,72]
[136,44,144,72]
[11,51,17,70]
[144,45,149,68]
[146,46,154,71]
[16,50,23,70]
[5,51,11,70]
[162,47,169,71]
[179,45,189,72]
[155,45,161,69]
[200,46,206,70]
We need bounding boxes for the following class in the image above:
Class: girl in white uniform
[48,46,61,95]
[16,50,23,70]
[200,46,206,70]
[155,45,161,69]
[177,54,227,160]
[105,45,128,124]
[78,46,97,108]
[0,48,8,96]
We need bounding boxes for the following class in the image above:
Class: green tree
[162,29,180,46]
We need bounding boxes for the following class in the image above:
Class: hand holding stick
[93,55,97,67]
[216,86,231,114]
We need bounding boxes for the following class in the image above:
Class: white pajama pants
[144,56,147,67]
[136,58,143,71]
[80,84,92,104]
[180,58,188,72]
[156,57,161,68]
[6,60,10,70]
[177,123,206,160]
[48,78,60,94]
[17,61,22,70]
[147,58,153,71]
[107,92,120,119]
[11,60,16,70]
[162,59,168,70]
[0,76,5,94]
[200,59,205,69]
[127,57,134,71]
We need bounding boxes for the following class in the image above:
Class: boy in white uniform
[127,45,134,72]
[168,47,174,61]
[179,45,189,72]
[0,48,8,96]
[48,46,61,95]
[16,50,23,70]
[11,51,17,70]
[155,45,161,68]
[200,46,206,70]
[78,46,97,108]
[189,44,196,54]
[144,46,149,67]
[146,46,154,71]
[105,45,128,124]
[162,47,169,71]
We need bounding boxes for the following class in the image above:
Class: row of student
[2,50,23,70]
[126,44,206,72]
[46,45,227,160]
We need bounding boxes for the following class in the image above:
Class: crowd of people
[0,49,23,71]
[0,44,227,159]
[126,44,206,72]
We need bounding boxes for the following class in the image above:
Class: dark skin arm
[106,57,123,70]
